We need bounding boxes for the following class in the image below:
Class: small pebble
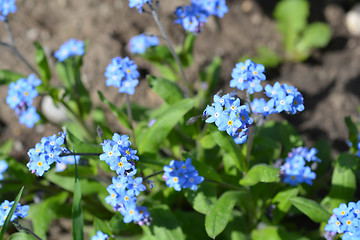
[345,3,360,36]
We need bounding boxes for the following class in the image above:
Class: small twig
[1,19,40,77]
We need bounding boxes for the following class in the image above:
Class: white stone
[41,95,69,124]
[346,3,360,36]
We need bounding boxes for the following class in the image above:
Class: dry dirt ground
[1,0,360,238]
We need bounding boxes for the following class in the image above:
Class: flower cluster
[128,34,159,54]
[0,0,16,21]
[27,131,68,176]
[0,160,8,181]
[325,201,360,240]
[0,200,29,226]
[6,74,41,128]
[91,231,109,240]
[54,38,85,62]
[280,147,320,186]
[129,0,151,13]
[174,0,228,33]
[104,56,139,95]
[102,133,151,225]
[230,59,266,94]
[203,93,253,144]
[162,158,204,191]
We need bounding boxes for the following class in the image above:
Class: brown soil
[1,0,360,239]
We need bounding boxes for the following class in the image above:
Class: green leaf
[239,47,282,68]
[199,57,221,104]
[93,218,112,236]
[298,22,331,49]
[272,187,299,223]
[191,158,222,182]
[345,117,358,153]
[273,0,309,52]
[141,205,186,240]
[34,42,51,84]
[72,161,84,240]
[328,154,356,210]
[184,182,217,214]
[148,75,184,104]
[240,164,280,186]
[98,91,131,129]
[0,186,24,240]
[205,191,246,238]
[8,232,38,240]
[179,33,196,67]
[27,192,68,239]
[0,70,24,85]
[290,197,331,223]
[209,125,247,172]
[139,98,194,154]
[251,226,309,240]
[66,129,102,154]
[0,139,13,158]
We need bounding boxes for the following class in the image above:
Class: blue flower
[0,160,8,181]
[105,56,140,95]
[174,3,208,33]
[91,231,109,240]
[192,0,228,18]
[129,34,159,54]
[54,39,85,62]
[6,74,41,128]
[27,132,67,176]
[0,0,16,21]
[163,158,204,191]
[0,200,29,226]
[129,0,151,13]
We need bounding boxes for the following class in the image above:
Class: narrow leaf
[0,186,24,240]
[34,42,51,84]
[291,196,331,223]
[205,191,245,238]
[0,70,24,85]
[148,75,184,104]
[240,164,280,186]
[72,160,84,240]
[139,99,194,154]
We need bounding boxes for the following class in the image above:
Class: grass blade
[0,186,24,240]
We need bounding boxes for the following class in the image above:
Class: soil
[1,0,360,239]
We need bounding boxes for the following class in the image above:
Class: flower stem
[1,18,40,77]
[12,222,42,240]
[148,3,191,96]
[245,92,255,167]
[60,152,101,157]
[125,94,135,144]
[143,170,164,181]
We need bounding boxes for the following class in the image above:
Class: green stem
[60,152,100,157]
[60,99,94,141]
[143,170,164,181]
[12,222,42,240]
[125,94,135,144]
[204,179,244,191]
[148,3,192,97]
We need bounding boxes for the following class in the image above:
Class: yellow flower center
[228,120,233,125]
[173,177,178,182]
[126,150,130,155]
[118,162,123,167]
[37,161,43,166]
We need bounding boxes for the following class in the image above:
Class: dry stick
[148,3,192,96]
[1,19,40,77]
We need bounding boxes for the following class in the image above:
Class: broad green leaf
[141,205,186,240]
[251,226,309,240]
[184,182,217,214]
[298,22,331,49]
[240,164,280,186]
[148,75,184,104]
[328,154,356,210]
[34,42,51,84]
[205,191,246,238]
[209,125,247,172]
[66,129,102,154]
[28,192,68,239]
[139,99,194,154]
[291,197,331,223]
[0,70,24,85]
[272,187,299,223]
[0,186,24,240]
[273,0,309,52]
[45,170,107,196]
[200,134,217,149]
[8,232,38,240]
[72,161,84,240]
[98,91,131,129]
